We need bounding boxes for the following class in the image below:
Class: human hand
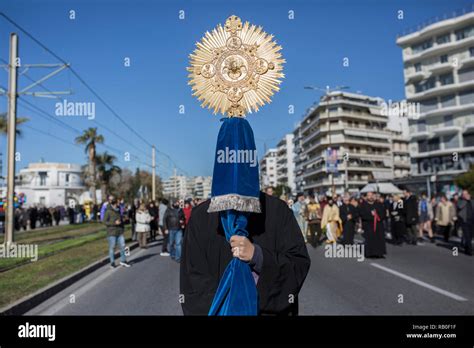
[229,235,255,262]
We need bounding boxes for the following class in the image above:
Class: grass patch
[0,227,132,309]
[0,222,102,244]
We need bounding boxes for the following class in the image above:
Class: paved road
[28,236,474,315]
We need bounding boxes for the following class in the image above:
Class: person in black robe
[340,196,359,245]
[359,191,386,258]
[180,192,311,316]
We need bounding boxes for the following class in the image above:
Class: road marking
[371,263,468,302]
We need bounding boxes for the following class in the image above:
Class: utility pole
[173,167,177,199]
[5,33,19,246]
[152,145,156,201]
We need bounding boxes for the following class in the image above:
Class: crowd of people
[6,186,472,270]
[101,195,199,268]
[11,204,89,231]
[278,186,474,257]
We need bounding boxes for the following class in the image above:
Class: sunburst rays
[188,15,285,117]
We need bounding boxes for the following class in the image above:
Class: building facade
[162,175,212,199]
[390,131,411,178]
[297,91,396,195]
[397,9,474,193]
[276,134,296,194]
[16,162,87,207]
[259,148,278,188]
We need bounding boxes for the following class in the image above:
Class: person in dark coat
[389,194,406,245]
[29,206,38,230]
[67,206,75,224]
[180,192,311,315]
[359,191,386,258]
[403,188,419,245]
[456,190,474,256]
[53,207,61,226]
[340,196,358,245]
[148,201,159,242]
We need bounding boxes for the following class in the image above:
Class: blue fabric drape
[208,210,258,316]
[211,117,260,200]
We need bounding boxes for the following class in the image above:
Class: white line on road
[370,263,468,302]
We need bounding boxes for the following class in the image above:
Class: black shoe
[120,261,131,268]
[110,263,116,269]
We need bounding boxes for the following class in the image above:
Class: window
[415,77,435,93]
[459,89,474,105]
[463,133,474,147]
[470,47,474,57]
[436,34,451,45]
[443,134,459,149]
[39,172,47,186]
[418,140,428,153]
[455,25,474,40]
[443,115,453,127]
[428,138,440,151]
[418,120,427,132]
[420,98,438,112]
[439,73,453,86]
[65,174,70,185]
[412,40,433,54]
[458,66,474,83]
[414,62,422,72]
[440,54,448,63]
[440,94,456,108]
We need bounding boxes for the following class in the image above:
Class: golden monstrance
[188,15,285,117]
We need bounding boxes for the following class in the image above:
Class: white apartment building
[276,134,296,194]
[162,175,212,199]
[16,162,88,207]
[259,149,278,188]
[297,91,395,194]
[397,8,474,192]
[192,176,212,199]
[390,131,411,179]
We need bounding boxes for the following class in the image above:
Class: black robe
[340,204,358,245]
[180,192,311,316]
[359,201,386,257]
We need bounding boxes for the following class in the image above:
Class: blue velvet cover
[208,117,260,316]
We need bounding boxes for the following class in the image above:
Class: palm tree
[96,151,121,200]
[0,112,29,136]
[75,127,104,204]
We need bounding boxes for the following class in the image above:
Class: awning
[360,182,402,194]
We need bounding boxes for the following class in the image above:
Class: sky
[0,0,472,179]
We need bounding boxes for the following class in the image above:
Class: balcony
[432,125,461,135]
[409,79,474,100]
[410,129,430,140]
[402,35,474,64]
[420,103,474,119]
[405,69,431,83]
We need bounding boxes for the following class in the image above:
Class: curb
[0,240,140,315]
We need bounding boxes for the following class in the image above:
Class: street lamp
[304,85,349,196]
